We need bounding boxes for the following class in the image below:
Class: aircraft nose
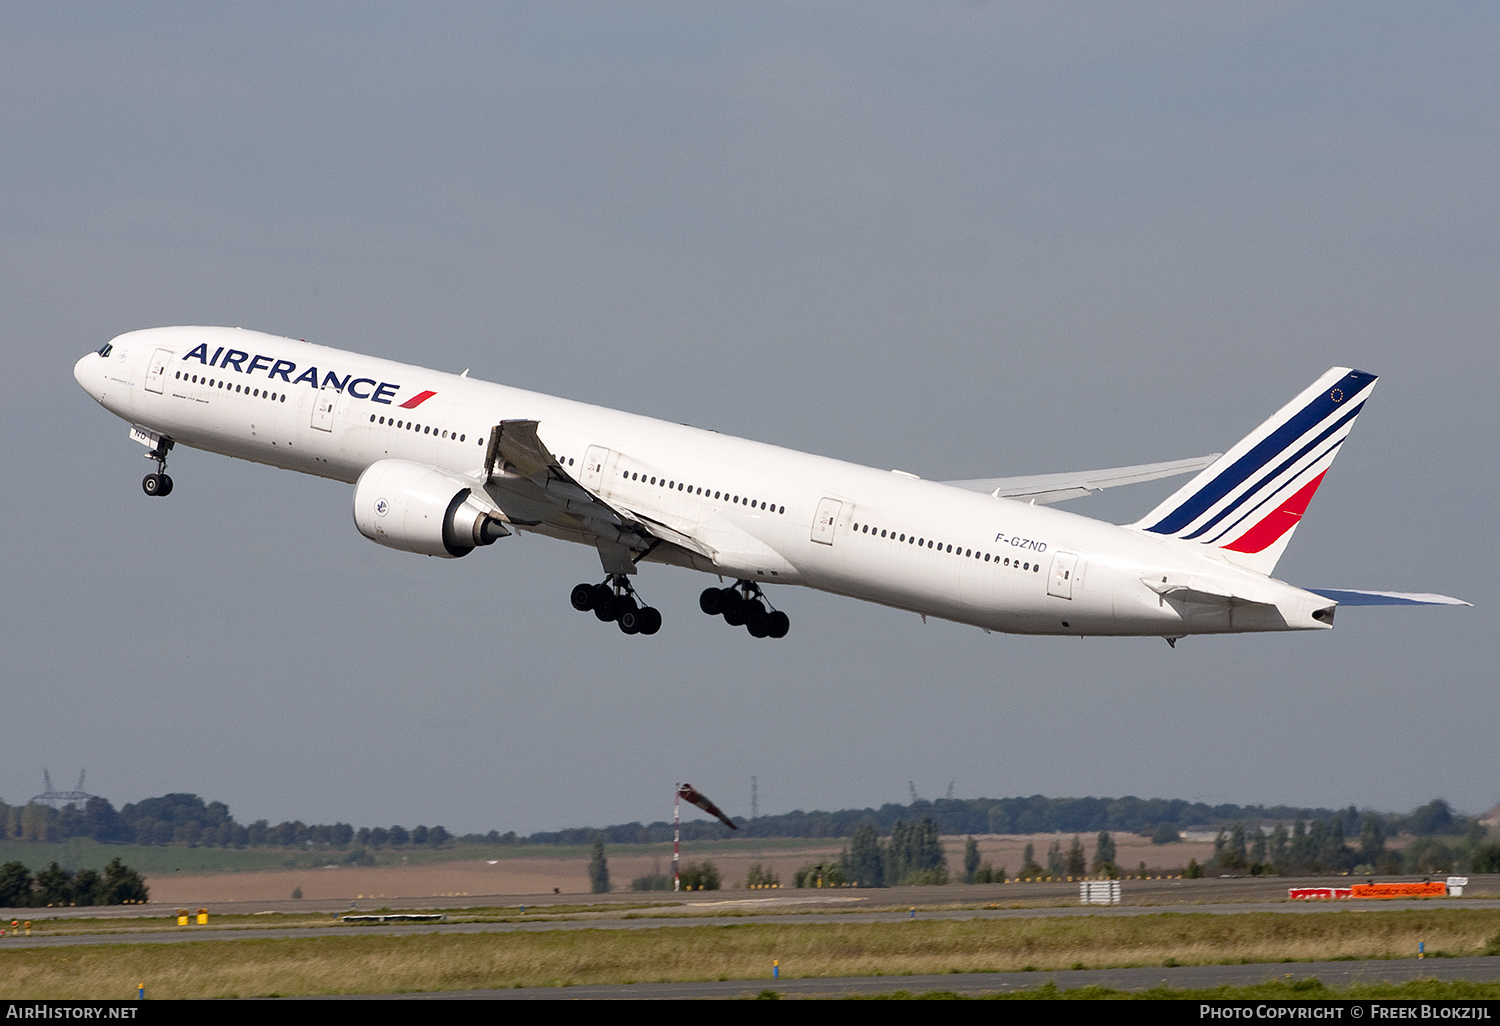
[74,351,101,399]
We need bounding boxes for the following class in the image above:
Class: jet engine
[353,459,509,558]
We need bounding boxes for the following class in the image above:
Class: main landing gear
[700,581,790,639]
[570,576,663,636]
[142,438,175,497]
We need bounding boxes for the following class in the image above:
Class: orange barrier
[1349,881,1448,899]
[1288,887,1352,900]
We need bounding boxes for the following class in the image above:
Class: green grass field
[3,907,1498,999]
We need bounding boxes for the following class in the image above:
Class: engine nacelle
[353,459,509,558]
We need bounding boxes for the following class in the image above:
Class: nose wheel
[699,581,790,639]
[570,576,662,636]
[141,438,175,497]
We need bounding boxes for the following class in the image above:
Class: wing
[481,419,717,572]
[945,455,1220,505]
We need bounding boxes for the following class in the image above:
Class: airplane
[73,326,1466,643]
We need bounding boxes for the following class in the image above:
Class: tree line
[3,791,1489,869]
[0,858,148,908]
[826,816,950,887]
[1201,803,1500,876]
[524,795,1480,846]
[0,794,450,851]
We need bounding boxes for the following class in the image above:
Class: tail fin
[1130,367,1377,576]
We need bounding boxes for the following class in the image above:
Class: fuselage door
[144,348,173,394]
[811,497,843,545]
[310,383,341,432]
[580,445,611,492]
[1048,551,1080,599]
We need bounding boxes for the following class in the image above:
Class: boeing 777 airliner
[73,326,1465,642]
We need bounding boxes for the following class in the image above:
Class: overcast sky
[2,2,1495,835]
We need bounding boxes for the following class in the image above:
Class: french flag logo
[398,390,437,409]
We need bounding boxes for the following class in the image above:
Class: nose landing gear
[142,438,175,497]
[699,580,789,639]
[570,576,662,636]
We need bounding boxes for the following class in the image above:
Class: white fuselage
[74,326,1334,638]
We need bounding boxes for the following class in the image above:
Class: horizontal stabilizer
[1308,589,1471,607]
[1143,577,1274,608]
[947,455,1220,505]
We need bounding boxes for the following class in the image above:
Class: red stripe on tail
[1222,472,1326,554]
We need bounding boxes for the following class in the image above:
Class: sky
[2,2,1496,835]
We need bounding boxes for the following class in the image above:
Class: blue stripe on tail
[1145,370,1375,536]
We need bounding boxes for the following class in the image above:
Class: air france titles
[181,344,400,404]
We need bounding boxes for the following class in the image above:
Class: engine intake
[353,459,509,558]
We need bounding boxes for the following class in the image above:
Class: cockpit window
[97,343,113,357]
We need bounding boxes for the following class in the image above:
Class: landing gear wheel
[712,580,791,639]
[745,603,770,638]
[590,583,617,621]
[722,591,748,626]
[617,598,642,635]
[583,575,661,636]
[593,593,618,622]
[141,437,175,497]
